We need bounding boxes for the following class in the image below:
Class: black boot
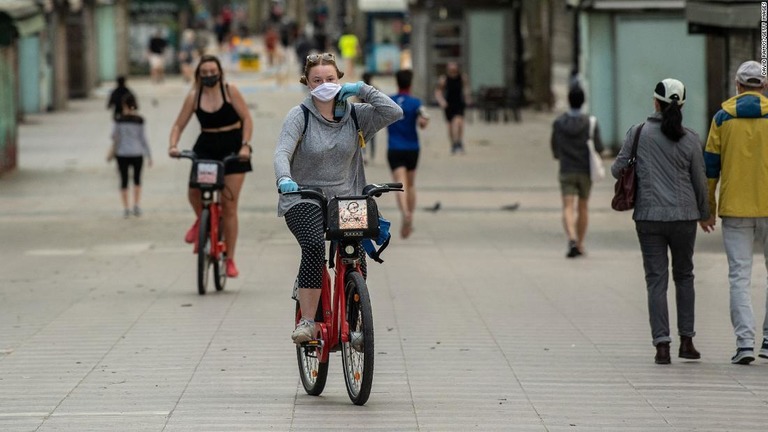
[679,336,701,359]
[655,342,671,364]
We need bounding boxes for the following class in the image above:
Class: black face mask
[201,75,220,87]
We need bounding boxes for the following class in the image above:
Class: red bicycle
[284,183,402,405]
[175,150,240,295]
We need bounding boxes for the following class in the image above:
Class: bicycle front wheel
[341,271,374,405]
[296,303,328,396]
[212,211,226,292]
[196,208,211,295]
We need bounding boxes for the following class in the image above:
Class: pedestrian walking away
[551,85,603,258]
[434,62,471,154]
[387,69,429,239]
[108,94,152,218]
[148,28,168,84]
[611,78,709,365]
[338,28,361,79]
[700,60,768,365]
[264,25,280,67]
[273,52,402,344]
[168,54,254,279]
[106,76,136,121]
[178,29,198,83]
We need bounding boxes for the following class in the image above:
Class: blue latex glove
[337,81,364,101]
[376,216,391,245]
[278,178,298,193]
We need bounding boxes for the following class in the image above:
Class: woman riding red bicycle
[274,52,403,343]
[169,54,253,278]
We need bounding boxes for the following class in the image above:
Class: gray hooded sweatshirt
[274,83,403,216]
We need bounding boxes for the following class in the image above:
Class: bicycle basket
[327,196,380,240]
[189,159,225,190]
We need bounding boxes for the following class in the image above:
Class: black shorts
[192,129,252,174]
[444,103,466,121]
[387,150,419,171]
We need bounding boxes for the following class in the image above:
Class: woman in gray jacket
[611,79,709,365]
[110,94,151,218]
[274,53,403,343]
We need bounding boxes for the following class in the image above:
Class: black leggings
[285,203,325,289]
[284,203,366,289]
[116,156,143,189]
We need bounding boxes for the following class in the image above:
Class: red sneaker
[184,219,199,244]
[226,259,239,278]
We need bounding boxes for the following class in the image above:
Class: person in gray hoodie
[611,79,709,365]
[551,85,603,258]
[274,52,403,344]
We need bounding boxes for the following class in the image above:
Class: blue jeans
[722,217,768,349]
[635,221,698,346]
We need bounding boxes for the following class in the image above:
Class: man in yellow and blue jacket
[701,60,768,365]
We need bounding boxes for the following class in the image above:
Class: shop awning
[585,0,685,10]
[685,0,759,30]
[0,0,44,42]
[358,0,408,12]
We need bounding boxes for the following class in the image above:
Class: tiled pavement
[1,68,767,431]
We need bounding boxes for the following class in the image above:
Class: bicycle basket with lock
[189,159,225,190]
[326,196,380,240]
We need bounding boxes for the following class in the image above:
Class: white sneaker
[292,319,315,344]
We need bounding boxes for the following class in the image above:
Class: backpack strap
[630,122,644,160]
[298,104,310,145]
[350,104,365,148]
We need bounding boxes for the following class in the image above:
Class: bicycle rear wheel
[295,303,328,396]
[341,271,374,405]
[212,212,226,291]
[197,208,211,295]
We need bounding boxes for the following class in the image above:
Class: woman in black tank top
[168,55,254,278]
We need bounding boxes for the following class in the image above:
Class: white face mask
[310,82,341,102]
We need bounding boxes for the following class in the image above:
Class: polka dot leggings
[284,202,367,289]
[285,203,326,289]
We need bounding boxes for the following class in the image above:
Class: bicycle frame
[312,240,362,363]
[176,150,241,294]
[198,189,226,260]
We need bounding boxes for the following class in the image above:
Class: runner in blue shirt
[387,69,430,239]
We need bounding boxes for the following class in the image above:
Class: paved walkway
[1,67,767,431]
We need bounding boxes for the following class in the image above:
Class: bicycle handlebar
[173,150,244,164]
[362,183,404,197]
[282,183,403,203]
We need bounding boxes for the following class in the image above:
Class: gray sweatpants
[722,217,768,349]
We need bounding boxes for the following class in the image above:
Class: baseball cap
[735,60,766,88]
[653,78,686,106]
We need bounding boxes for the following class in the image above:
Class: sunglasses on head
[306,53,336,63]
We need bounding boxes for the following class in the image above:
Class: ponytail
[659,100,685,141]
